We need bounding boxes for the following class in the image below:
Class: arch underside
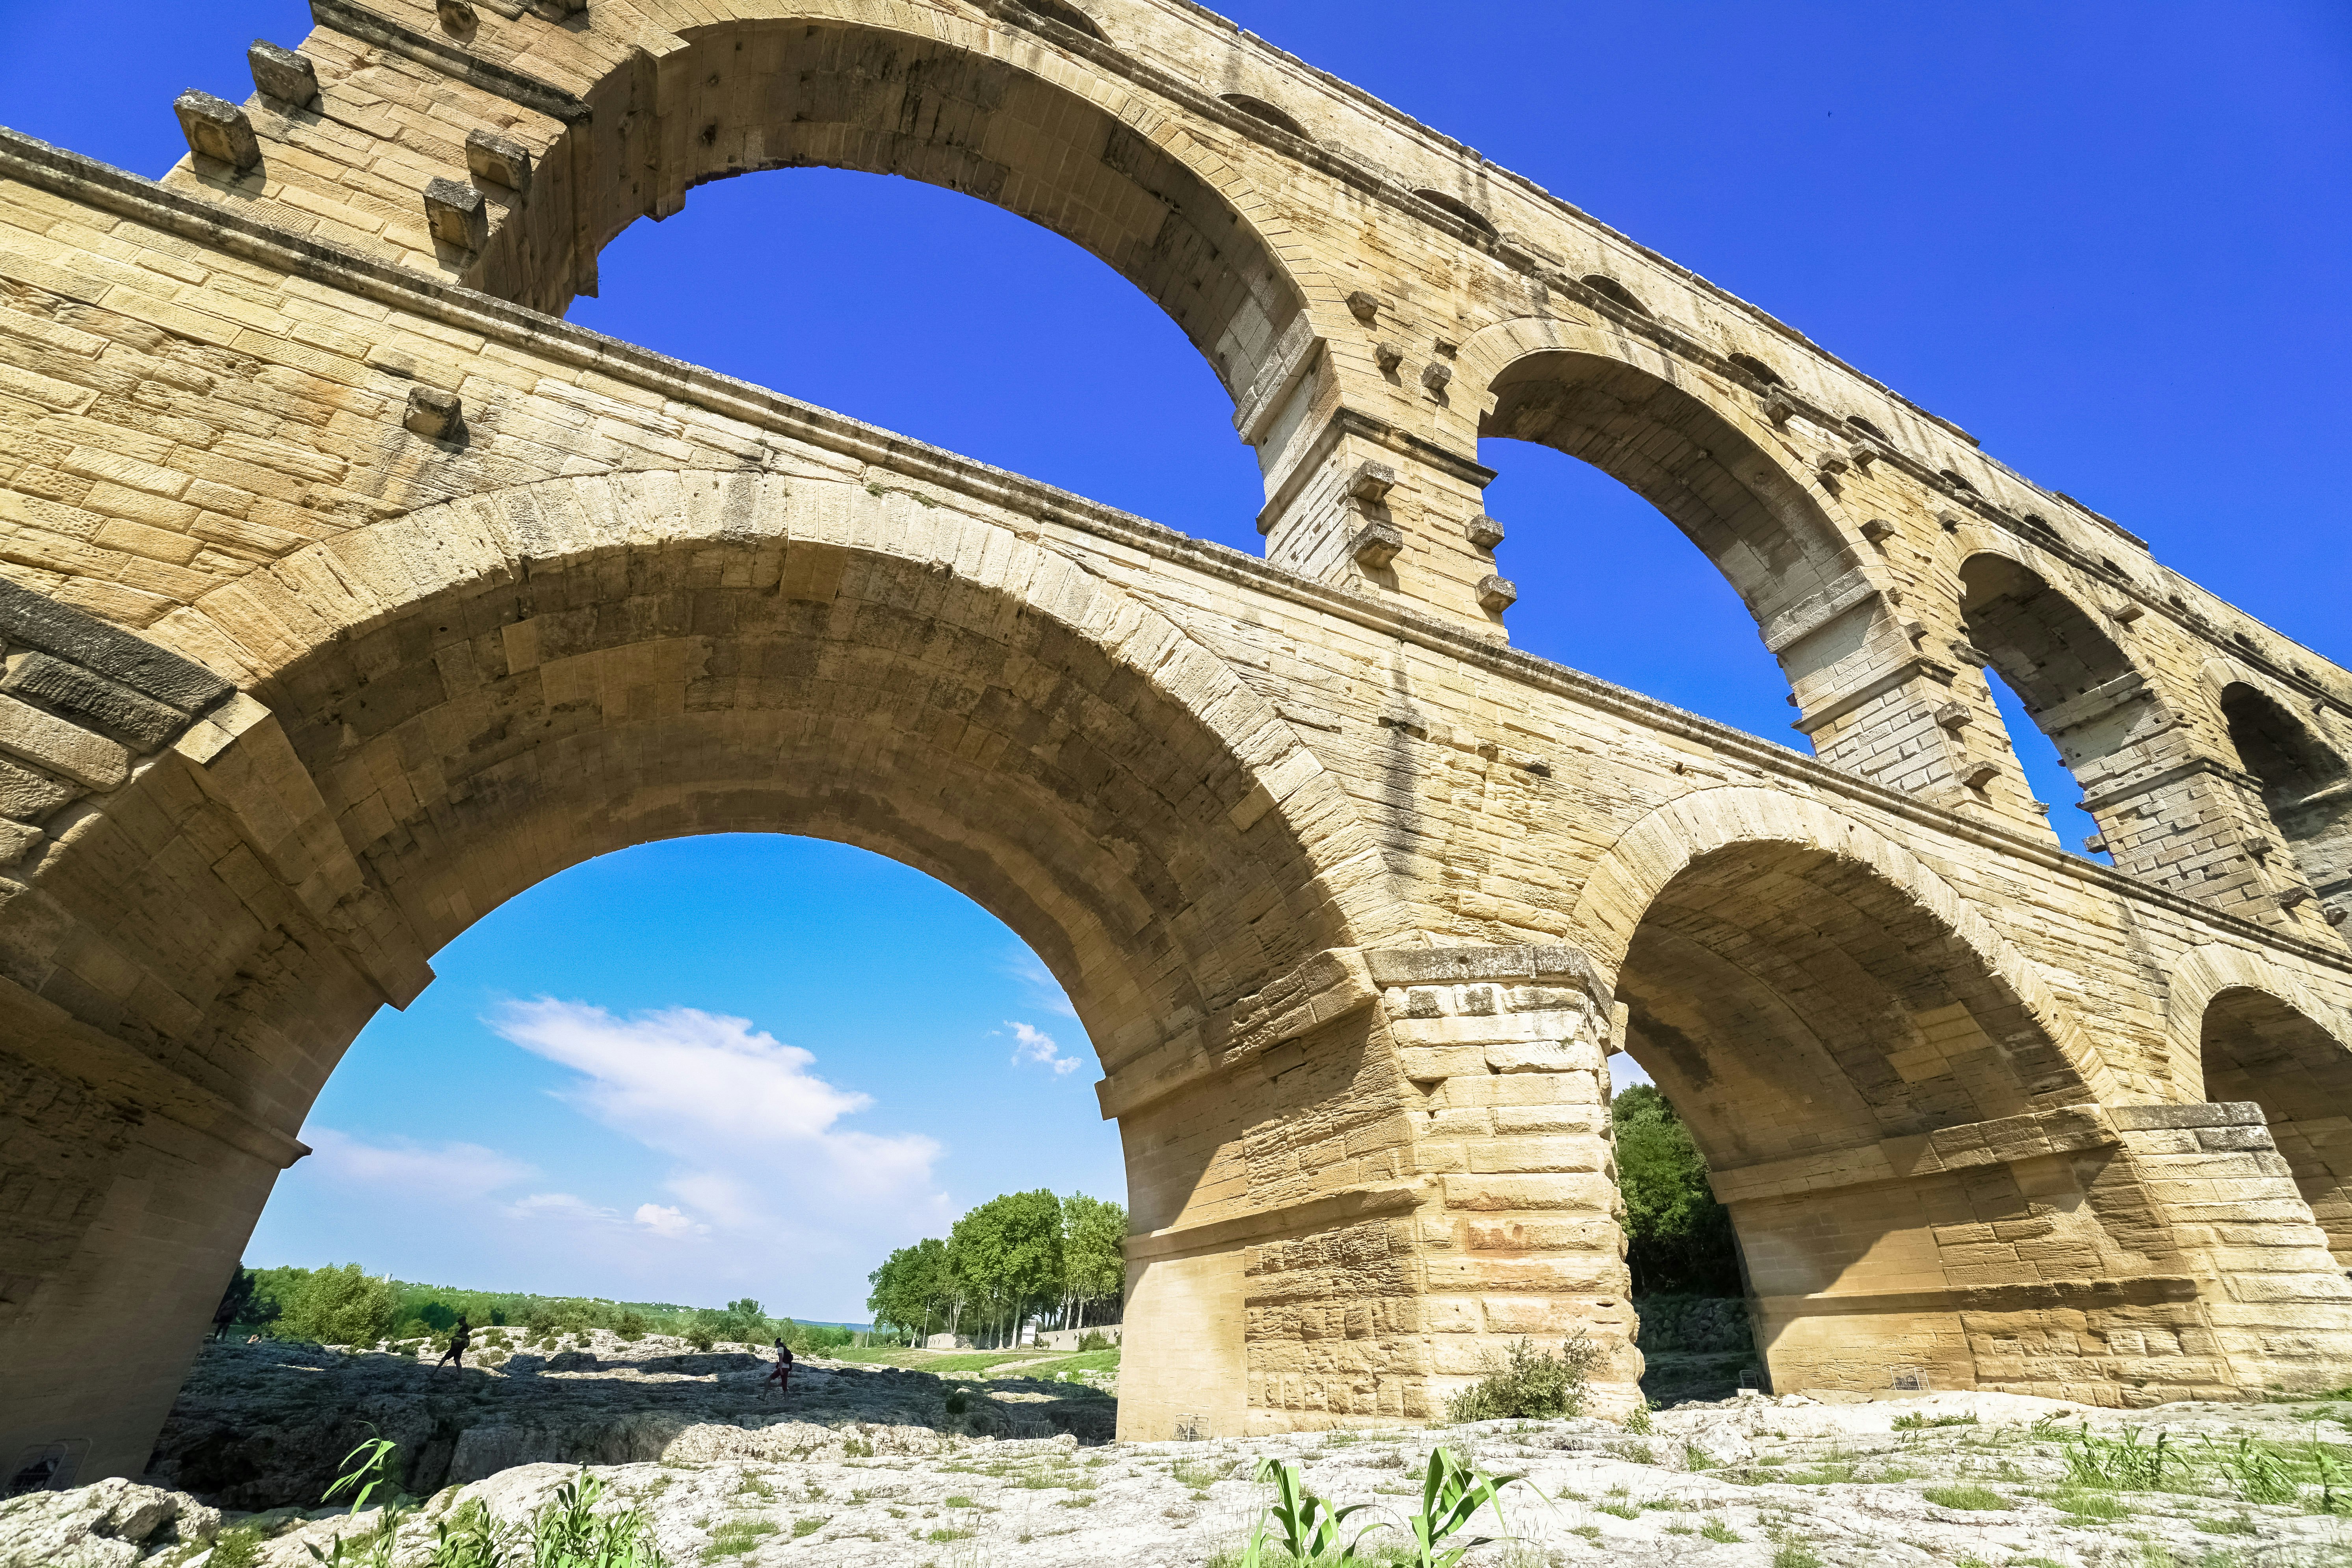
[2201,987,2352,1268]
[1615,840,2156,1395]
[481,19,1305,403]
[218,536,1349,1138]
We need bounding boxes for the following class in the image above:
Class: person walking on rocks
[764,1337,793,1398]
[438,1315,472,1370]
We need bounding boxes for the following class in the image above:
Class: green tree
[1060,1193,1126,1328]
[276,1263,399,1347]
[1611,1084,1742,1296]
[868,1237,953,1341]
[948,1189,1063,1346]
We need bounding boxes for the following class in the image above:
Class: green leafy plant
[424,1500,519,1568]
[2209,1435,2296,1505]
[1239,1457,1381,1566]
[2065,1426,2176,1492]
[535,1468,667,1567]
[1444,1335,1599,1423]
[1893,1412,1979,1430]
[323,1424,401,1515]
[1921,1483,2007,1510]
[1362,1446,1531,1568]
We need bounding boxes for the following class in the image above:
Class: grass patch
[790,1518,826,1538]
[2053,1489,2131,1521]
[2195,1514,2259,1535]
[1701,1518,1741,1542]
[1893,1412,1980,1430]
[1922,1483,2008,1511]
[700,1519,779,1561]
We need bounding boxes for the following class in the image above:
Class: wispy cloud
[1005,1020,1082,1076]
[305,1128,535,1198]
[1003,945,1079,1020]
[489,999,949,1250]
[505,1191,619,1224]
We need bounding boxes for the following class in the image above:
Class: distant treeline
[866,1189,1123,1347]
[217,1264,863,1354]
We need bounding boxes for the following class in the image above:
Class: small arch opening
[2220,683,2352,910]
[1018,0,1104,39]
[1219,93,1310,140]
[1959,554,2144,860]
[1414,188,1499,238]
[1846,414,1888,440]
[1580,274,1651,316]
[1726,351,1784,387]
[1940,468,1978,493]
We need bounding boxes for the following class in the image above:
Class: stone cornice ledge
[0,129,2344,979]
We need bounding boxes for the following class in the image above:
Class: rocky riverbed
[9,1337,2352,1565]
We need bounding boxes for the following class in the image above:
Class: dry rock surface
[10,1348,2352,1566]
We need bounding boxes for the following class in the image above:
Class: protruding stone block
[1420,360,1454,393]
[424,177,487,251]
[404,385,464,440]
[1347,460,1396,504]
[173,91,261,173]
[0,692,129,791]
[1349,522,1402,569]
[1958,757,2000,788]
[464,128,533,194]
[1,652,189,751]
[1345,290,1379,323]
[1477,574,1518,613]
[1465,515,1504,550]
[1934,701,1971,731]
[1860,517,1896,543]
[1373,341,1403,372]
[247,41,319,109]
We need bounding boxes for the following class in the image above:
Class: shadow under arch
[2177,965,2352,1269]
[4,471,1396,1458]
[460,9,1311,409]
[1445,321,1889,735]
[1569,788,2179,1394]
[2215,680,2352,914]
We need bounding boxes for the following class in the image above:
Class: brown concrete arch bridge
[1,0,2350,1482]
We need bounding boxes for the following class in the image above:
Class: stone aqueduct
[0,0,2348,1482]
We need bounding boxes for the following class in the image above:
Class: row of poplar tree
[866,1189,1125,1347]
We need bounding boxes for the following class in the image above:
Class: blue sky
[2,2,2345,1320]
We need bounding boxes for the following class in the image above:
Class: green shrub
[1076,1329,1112,1352]
[686,1326,715,1352]
[944,1389,970,1415]
[277,1265,398,1348]
[617,1312,648,1341]
[1445,1334,1599,1423]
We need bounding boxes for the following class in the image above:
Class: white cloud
[505,1191,619,1224]
[1005,1020,1081,1076]
[1003,946,1079,1020]
[304,1128,535,1198]
[489,999,948,1250]
[635,1203,706,1239]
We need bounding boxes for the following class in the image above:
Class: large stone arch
[1569,785,2124,1098]
[0,471,1407,1473]
[1562,788,2251,1397]
[2168,945,2352,1268]
[395,2,1324,412]
[1447,317,1894,718]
